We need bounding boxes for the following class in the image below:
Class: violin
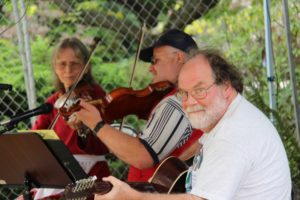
[55,81,175,123]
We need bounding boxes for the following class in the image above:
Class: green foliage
[0,39,24,89]
[108,157,128,179]
[31,36,54,102]
[92,55,150,90]
[83,27,135,62]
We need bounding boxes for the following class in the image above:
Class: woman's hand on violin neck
[67,113,83,130]
[75,100,102,130]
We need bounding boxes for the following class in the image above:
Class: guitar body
[64,156,188,199]
[149,156,188,193]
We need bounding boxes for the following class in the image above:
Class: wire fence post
[263,0,276,123]
[282,0,300,145]
[12,0,37,125]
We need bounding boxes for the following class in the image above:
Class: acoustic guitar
[64,156,188,200]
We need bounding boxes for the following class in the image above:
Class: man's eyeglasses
[176,82,215,101]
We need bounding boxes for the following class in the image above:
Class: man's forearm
[95,124,154,168]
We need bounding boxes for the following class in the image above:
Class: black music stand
[0,132,87,200]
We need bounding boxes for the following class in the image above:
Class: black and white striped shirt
[139,95,193,164]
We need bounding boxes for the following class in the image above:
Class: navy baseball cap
[139,29,198,62]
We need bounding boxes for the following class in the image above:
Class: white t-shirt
[188,94,291,200]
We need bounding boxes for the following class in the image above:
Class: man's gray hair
[186,48,243,93]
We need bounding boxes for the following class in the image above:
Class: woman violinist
[29,37,110,199]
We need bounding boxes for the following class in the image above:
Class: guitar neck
[94,181,168,194]
[64,179,168,199]
[64,156,188,199]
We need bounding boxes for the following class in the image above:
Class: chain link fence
[1,0,299,199]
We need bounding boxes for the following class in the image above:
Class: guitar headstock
[64,176,112,200]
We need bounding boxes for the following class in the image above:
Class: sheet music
[18,130,59,140]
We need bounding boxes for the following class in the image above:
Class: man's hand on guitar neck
[94,176,138,200]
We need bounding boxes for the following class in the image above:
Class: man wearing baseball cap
[76,29,203,182]
[127,29,203,182]
[139,29,198,63]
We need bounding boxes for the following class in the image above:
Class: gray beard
[187,95,227,131]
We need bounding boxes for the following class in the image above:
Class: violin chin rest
[54,96,65,109]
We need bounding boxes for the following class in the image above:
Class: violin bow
[119,22,146,131]
[48,39,102,129]
[129,22,146,86]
